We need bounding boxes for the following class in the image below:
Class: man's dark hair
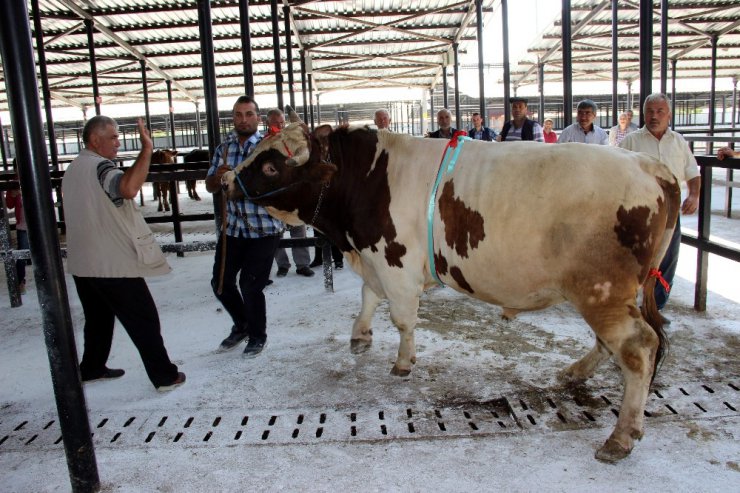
[82,115,117,145]
[233,95,259,113]
[472,112,480,117]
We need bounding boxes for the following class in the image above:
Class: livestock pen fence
[0,155,335,308]
[1,142,739,310]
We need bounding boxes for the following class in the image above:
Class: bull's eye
[262,162,278,176]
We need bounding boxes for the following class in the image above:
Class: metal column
[0,1,99,491]
[502,0,511,122]
[197,0,221,155]
[271,0,284,110]
[239,0,254,95]
[561,0,572,127]
[308,73,315,130]
[284,5,296,108]
[85,18,101,116]
[708,35,718,154]
[638,0,653,128]
[475,0,485,116]
[166,80,177,149]
[0,116,8,170]
[442,63,449,109]
[670,59,677,129]
[429,88,435,132]
[453,43,461,129]
[538,61,545,122]
[660,0,669,95]
[611,0,618,126]
[140,60,151,131]
[300,51,309,121]
[31,0,59,170]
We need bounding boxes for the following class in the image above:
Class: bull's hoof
[195,196,201,201]
[157,206,163,212]
[390,364,411,377]
[557,366,589,384]
[595,437,632,463]
[350,338,372,354]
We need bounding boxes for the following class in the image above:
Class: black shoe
[265,279,274,286]
[243,337,267,358]
[156,372,186,392]
[660,314,671,326]
[81,367,125,383]
[296,266,315,277]
[309,258,322,268]
[334,261,344,270]
[218,326,248,352]
[276,267,289,277]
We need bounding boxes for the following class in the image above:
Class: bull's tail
[640,174,680,384]
[640,275,668,384]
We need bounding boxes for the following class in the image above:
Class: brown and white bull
[222,111,680,462]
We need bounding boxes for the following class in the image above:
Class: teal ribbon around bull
[427,133,471,285]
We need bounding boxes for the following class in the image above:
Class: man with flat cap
[496,97,544,142]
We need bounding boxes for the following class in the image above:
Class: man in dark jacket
[497,97,544,142]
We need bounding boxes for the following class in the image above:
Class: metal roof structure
[0,0,494,113]
[1,1,739,115]
[512,0,740,90]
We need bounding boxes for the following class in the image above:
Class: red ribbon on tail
[649,268,671,293]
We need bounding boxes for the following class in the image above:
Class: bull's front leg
[388,295,420,377]
[350,282,381,354]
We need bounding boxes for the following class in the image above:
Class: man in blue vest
[496,97,544,142]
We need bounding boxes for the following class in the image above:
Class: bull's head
[221,107,336,224]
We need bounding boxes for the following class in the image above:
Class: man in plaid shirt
[205,95,284,356]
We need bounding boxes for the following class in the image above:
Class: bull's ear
[314,124,333,162]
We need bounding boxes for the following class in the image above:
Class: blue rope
[426,135,471,285]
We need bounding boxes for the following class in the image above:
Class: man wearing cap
[496,97,544,142]
[558,99,609,145]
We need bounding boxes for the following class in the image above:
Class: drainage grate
[0,380,736,452]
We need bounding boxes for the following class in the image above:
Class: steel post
[0,1,99,490]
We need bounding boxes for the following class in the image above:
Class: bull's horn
[286,146,310,166]
[286,105,303,124]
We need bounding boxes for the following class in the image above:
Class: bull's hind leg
[558,339,611,383]
[350,282,381,354]
[584,305,659,462]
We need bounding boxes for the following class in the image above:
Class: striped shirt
[207,131,284,239]
[97,160,124,207]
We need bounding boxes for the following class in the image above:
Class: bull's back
[432,141,675,307]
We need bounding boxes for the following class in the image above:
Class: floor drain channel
[0,380,736,451]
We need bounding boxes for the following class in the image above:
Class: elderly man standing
[374,109,391,130]
[558,99,608,145]
[620,93,701,319]
[609,112,636,146]
[63,116,185,391]
[497,97,544,142]
[428,108,457,139]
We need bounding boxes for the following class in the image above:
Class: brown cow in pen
[151,149,178,212]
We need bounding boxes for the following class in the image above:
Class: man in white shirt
[558,99,608,145]
[619,93,701,318]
